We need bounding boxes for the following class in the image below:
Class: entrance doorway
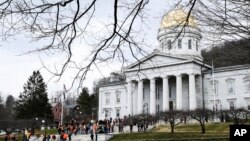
[169,101,174,111]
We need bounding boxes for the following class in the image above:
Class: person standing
[60,130,68,141]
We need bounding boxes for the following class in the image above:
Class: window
[105,110,108,118]
[188,39,192,49]
[212,100,220,111]
[226,78,235,94]
[105,92,110,104]
[196,41,198,51]
[115,91,121,103]
[245,81,250,91]
[178,39,182,49]
[167,40,172,50]
[116,108,120,117]
[229,100,235,110]
[210,80,218,96]
[243,75,250,92]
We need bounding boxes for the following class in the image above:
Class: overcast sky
[0,0,174,100]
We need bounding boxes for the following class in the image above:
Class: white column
[176,74,183,110]
[150,78,156,115]
[162,76,169,112]
[198,75,203,108]
[189,74,196,110]
[127,81,133,116]
[138,80,143,114]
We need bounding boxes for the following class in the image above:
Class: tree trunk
[170,124,174,133]
[200,121,206,134]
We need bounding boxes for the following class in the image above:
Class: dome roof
[160,9,197,29]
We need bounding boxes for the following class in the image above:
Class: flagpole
[212,60,216,121]
[61,85,67,125]
[61,95,64,125]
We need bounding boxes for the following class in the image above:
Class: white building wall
[204,67,250,111]
[98,84,127,120]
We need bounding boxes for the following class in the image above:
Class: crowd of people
[3,116,150,141]
[55,118,126,141]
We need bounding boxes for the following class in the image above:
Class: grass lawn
[110,123,231,141]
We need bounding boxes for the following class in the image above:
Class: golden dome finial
[160,8,197,29]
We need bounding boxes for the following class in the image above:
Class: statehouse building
[98,9,250,120]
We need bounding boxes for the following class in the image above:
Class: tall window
[243,75,250,92]
[210,80,218,96]
[115,91,121,103]
[229,100,235,110]
[105,92,110,104]
[188,39,192,49]
[116,108,120,117]
[105,109,111,118]
[167,40,172,50]
[226,78,235,94]
[178,39,182,49]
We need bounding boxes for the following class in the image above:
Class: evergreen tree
[77,87,92,115]
[202,38,250,68]
[91,84,99,111]
[0,92,6,120]
[14,71,53,120]
[5,95,15,119]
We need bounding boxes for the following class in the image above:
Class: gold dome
[160,9,197,29]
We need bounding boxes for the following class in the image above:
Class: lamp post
[32,117,38,135]
[42,120,47,135]
[79,111,82,121]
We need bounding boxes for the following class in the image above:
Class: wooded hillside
[202,39,250,68]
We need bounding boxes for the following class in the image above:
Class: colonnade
[127,74,198,115]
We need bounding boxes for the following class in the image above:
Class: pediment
[126,53,188,70]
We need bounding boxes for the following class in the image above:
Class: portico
[126,71,201,115]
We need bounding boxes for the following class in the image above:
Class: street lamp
[32,117,39,135]
[42,120,47,135]
[79,111,82,121]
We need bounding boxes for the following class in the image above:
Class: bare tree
[188,108,213,134]
[224,108,248,125]
[0,0,149,90]
[169,0,250,47]
[161,110,186,133]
